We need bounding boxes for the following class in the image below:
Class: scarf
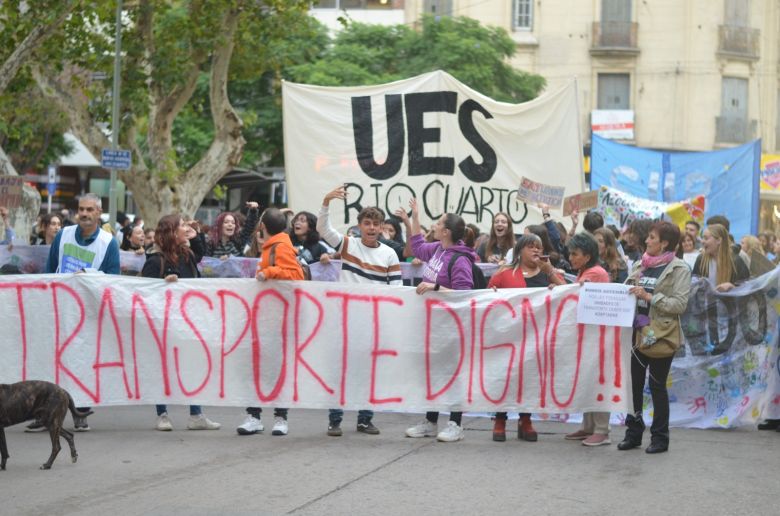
[633,251,676,329]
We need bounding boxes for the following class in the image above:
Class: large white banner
[0,274,630,413]
[283,71,584,233]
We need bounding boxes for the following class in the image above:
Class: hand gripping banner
[0,274,631,413]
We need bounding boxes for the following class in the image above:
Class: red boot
[492,417,506,442]
[518,414,538,442]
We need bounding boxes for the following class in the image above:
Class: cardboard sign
[563,190,599,216]
[516,177,565,208]
[0,176,23,209]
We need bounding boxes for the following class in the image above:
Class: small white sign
[591,110,634,140]
[576,282,636,327]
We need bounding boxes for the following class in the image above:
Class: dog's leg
[41,425,61,470]
[60,428,77,463]
[0,428,8,470]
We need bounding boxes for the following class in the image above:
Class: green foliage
[290,16,546,103]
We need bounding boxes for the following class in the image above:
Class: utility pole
[108,0,123,227]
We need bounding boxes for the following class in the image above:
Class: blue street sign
[101,148,132,170]
[47,182,56,196]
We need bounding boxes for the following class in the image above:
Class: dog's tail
[67,393,94,419]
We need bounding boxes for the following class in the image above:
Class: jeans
[630,351,674,445]
[426,411,462,425]
[246,407,289,420]
[329,409,373,424]
[156,405,201,416]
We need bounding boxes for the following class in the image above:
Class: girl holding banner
[396,199,477,443]
[143,215,222,432]
[620,222,690,454]
[562,233,612,446]
[488,234,564,442]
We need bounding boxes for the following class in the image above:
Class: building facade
[400,0,780,231]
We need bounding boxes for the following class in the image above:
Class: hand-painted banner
[597,185,705,231]
[282,70,584,234]
[590,134,759,239]
[0,274,630,413]
[664,272,780,428]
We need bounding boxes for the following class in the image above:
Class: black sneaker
[327,422,343,437]
[758,419,780,430]
[73,415,90,432]
[357,421,380,435]
[25,421,46,433]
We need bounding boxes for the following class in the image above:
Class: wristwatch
[434,283,440,291]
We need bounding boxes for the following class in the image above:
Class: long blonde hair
[700,224,736,285]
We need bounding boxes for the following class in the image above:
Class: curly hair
[155,214,192,267]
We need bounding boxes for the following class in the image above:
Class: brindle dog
[0,381,93,470]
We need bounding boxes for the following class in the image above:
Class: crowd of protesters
[3,184,780,453]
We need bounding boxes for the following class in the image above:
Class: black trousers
[625,350,674,445]
[426,411,462,425]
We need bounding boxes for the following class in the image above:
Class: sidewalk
[3,406,777,515]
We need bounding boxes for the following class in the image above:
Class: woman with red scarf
[619,221,690,454]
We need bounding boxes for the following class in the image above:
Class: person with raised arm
[317,185,402,437]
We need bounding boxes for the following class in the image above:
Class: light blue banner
[590,135,760,239]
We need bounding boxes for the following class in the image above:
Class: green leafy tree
[30,0,314,224]
[290,16,545,102]
[0,0,79,238]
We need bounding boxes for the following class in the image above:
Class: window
[313,0,394,9]
[725,0,749,27]
[597,73,630,110]
[423,0,452,15]
[601,0,631,23]
[513,0,533,31]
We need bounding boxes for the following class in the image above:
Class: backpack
[268,242,311,280]
[447,251,487,290]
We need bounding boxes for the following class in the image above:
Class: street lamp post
[108,0,123,228]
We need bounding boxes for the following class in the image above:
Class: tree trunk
[0,145,41,243]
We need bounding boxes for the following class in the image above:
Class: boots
[492,417,506,442]
[617,412,645,451]
[518,414,538,442]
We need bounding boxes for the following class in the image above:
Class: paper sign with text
[0,176,24,209]
[516,177,566,208]
[576,283,635,327]
[563,190,599,216]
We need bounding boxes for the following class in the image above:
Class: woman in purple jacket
[396,199,476,442]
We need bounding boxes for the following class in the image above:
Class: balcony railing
[590,21,639,56]
[715,117,757,144]
[718,25,760,60]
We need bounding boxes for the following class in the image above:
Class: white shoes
[271,416,288,436]
[436,421,465,442]
[156,412,173,431]
[187,414,221,430]
[237,414,264,435]
[405,420,438,438]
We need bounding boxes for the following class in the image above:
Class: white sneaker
[436,421,465,442]
[405,419,438,438]
[271,416,288,436]
[187,414,221,430]
[156,412,173,431]
[236,414,263,435]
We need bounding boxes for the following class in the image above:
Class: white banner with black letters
[282,71,584,233]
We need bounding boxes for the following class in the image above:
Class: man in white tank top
[27,193,120,433]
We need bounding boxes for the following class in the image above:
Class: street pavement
[2,406,778,515]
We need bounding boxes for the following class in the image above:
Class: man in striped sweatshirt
[317,185,402,436]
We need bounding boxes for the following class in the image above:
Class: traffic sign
[101,148,132,170]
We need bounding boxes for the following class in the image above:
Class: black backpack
[268,242,311,280]
[447,251,487,290]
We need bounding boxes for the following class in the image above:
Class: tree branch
[0,0,78,93]
[180,7,245,215]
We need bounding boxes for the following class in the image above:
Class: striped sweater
[317,206,402,285]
